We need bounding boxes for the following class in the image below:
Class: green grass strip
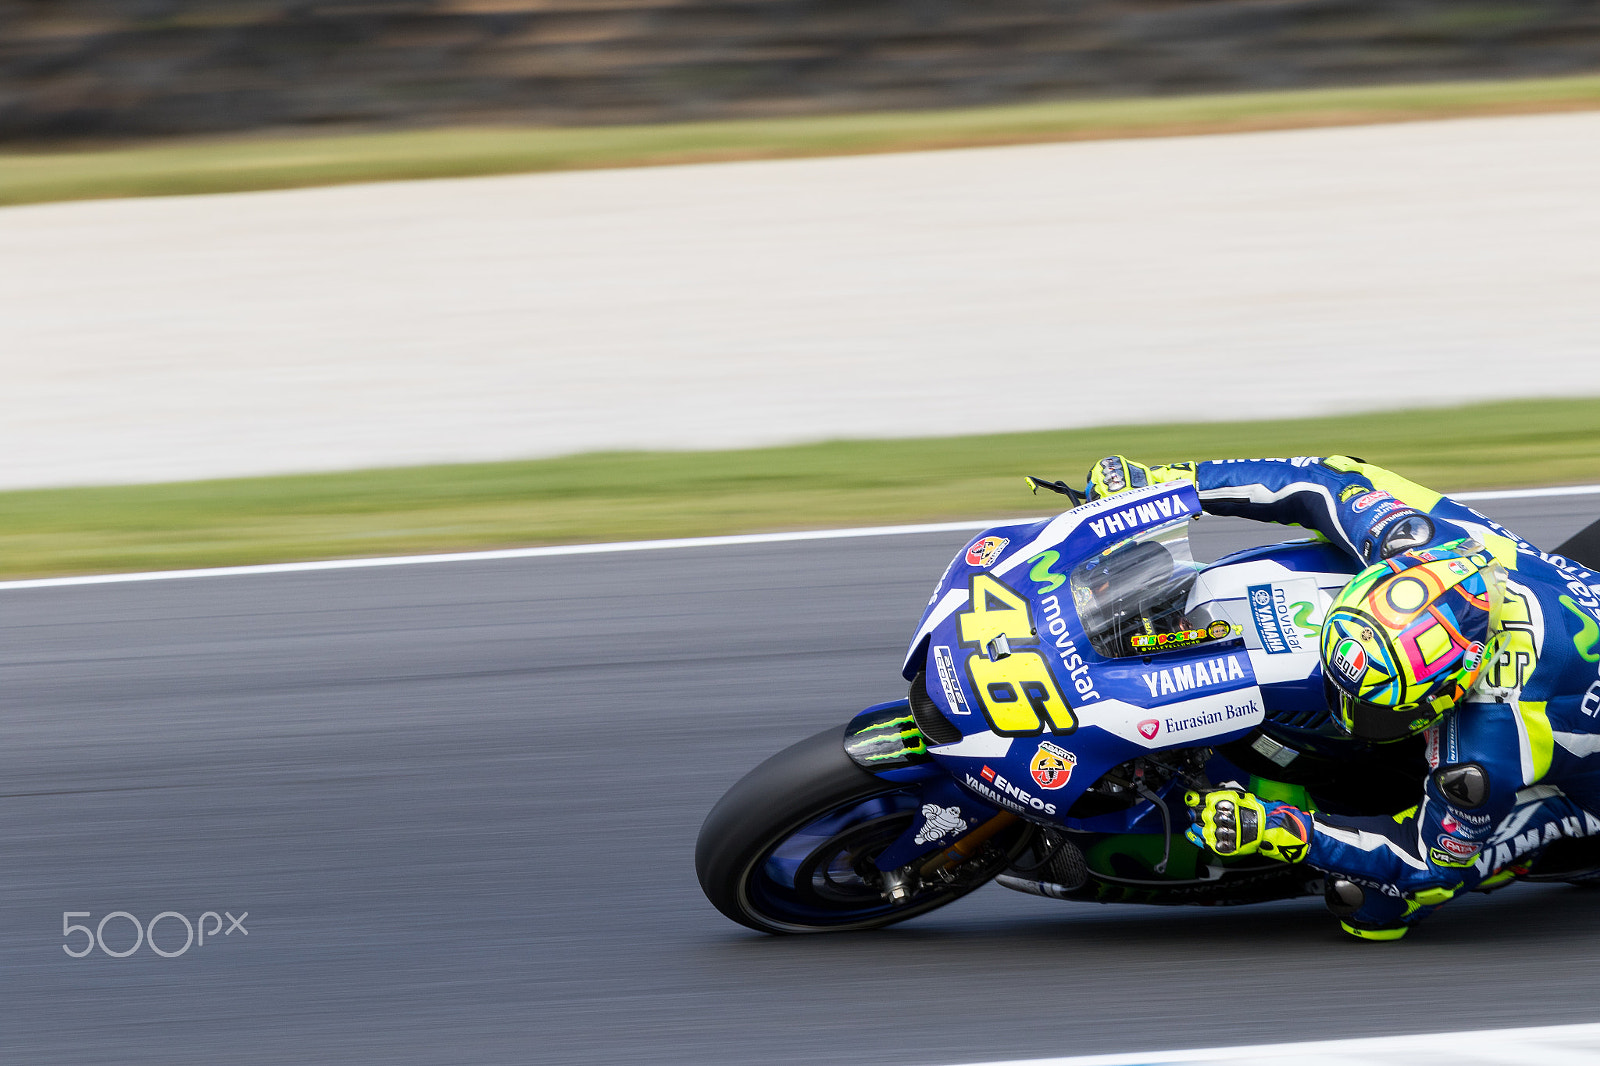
[3,397,1598,579]
[4,73,1600,207]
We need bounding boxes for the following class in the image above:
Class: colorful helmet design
[1320,542,1503,741]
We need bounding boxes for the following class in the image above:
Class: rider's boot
[1323,877,1447,941]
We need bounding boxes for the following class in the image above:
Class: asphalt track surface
[5,498,1600,1065]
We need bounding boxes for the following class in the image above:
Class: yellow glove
[1086,456,1197,501]
[1184,788,1313,863]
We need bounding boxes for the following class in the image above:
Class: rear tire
[695,726,1030,934]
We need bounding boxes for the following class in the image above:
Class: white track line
[0,519,997,591]
[950,1020,1600,1065]
[2,484,1597,592]
[1454,484,1600,501]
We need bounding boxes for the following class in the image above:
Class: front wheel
[695,726,1032,933]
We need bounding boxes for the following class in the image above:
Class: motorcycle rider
[1085,455,1600,939]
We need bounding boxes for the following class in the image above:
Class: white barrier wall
[2,111,1598,489]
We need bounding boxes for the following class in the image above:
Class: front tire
[695,726,1030,933]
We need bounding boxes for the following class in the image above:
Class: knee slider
[1324,877,1366,918]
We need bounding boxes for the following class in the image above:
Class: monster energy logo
[847,715,928,763]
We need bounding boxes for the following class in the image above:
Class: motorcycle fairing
[902,482,1208,681]
[844,699,938,781]
[902,484,1279,823]
[870,776,1004,871]
[1189,540,1363,750]
[1005,829,1318,906]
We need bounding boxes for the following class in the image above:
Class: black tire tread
[695,725,1029,934]
[695,726,881,930]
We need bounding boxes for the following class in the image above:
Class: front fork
[844,698,1025,904]
[877,811,1022,903]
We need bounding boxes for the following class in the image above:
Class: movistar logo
[1027,550,1067,593]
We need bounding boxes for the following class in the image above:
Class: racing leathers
[1138,456,1600,936]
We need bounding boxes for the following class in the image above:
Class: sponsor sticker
[1336,873,1403,899]
[1111,681,1265,746]
[1248,585,1287,654]
[1132,628,1202,650]
[966,536,1009,568]
[1129,621,1240,652]
[932,645,972,716]
[1139,653,1249,699]
[965,770,1057,815]
[1331,637,1366,681]
[1027,550,1067,594]
[1162,696,1262,737]
[1435,837,1480,860]
[1477,809,1600,876]
[1246,582,1319,655]
[913,804,968,846]
[1446,809,1491,832]
[1030,741,1077,790]
[1365,500,1408,522]
[1351,490,1395,512]
[1039,594,1103,703]
[1082,490,1195,541]
[1338,484,1368,503]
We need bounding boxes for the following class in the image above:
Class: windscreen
[1070,518,1221,658]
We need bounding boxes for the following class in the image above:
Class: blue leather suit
[1193,457,1600,929]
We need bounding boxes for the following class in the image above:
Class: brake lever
[1023,475,1087,506]
[1132,765,1173,875]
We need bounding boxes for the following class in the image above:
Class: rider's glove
[1085,456,1197,501]
[1184,788,1313,863]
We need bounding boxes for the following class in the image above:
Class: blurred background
[6,0,1600,139]
[6,5,1600,1066]
[3,0,1600,580]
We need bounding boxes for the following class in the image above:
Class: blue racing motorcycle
[695,479,1597,933]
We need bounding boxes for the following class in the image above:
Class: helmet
[1319,541,1504,741]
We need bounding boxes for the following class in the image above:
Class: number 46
[957,574,1076,737]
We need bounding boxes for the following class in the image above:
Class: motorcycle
[696,478,1600,933]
